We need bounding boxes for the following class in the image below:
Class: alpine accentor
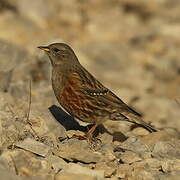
[38,43,157,138]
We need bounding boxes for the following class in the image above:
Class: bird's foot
[71,132,95,140]
[71,134,87,140]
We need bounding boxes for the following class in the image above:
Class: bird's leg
[85,124,98,138]
[72,124,98,140]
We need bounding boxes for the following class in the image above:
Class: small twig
[10,154,18,175]
[26,80,32,123]
[26,80,38,139]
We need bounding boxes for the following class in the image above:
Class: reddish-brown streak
[61,91,94,120]
[60,72,89,117]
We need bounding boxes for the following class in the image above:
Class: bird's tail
[126,114,158,133]
[123,106,158,132]
[131,120,158,132]
[114,112,158,133]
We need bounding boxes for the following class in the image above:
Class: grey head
[38,43,79,66]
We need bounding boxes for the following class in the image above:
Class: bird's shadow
[48,105,127,142]
[48,105,87,132]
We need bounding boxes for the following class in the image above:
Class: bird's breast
[53,72,93,121]
[61,83,95,121]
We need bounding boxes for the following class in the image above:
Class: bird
[38,43,157,139]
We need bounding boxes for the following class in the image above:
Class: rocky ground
[0,0,180,179]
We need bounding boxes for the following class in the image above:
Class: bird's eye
[53,48,60,53]
[61,54,66,58]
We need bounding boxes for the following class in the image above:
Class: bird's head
[38,43,79,66]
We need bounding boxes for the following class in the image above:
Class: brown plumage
[38,43,157,139]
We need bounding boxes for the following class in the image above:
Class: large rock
[52,139,103,163]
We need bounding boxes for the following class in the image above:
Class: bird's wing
[78,67,142,118]
[69,69,157,132]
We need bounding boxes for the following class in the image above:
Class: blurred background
[0,1,180,179]
[0,0,180,132]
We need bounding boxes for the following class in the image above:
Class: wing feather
[77,67,142,118]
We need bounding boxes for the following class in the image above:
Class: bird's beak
[37,46,50,52]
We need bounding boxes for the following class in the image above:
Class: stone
[141,131,176,147]
[104,167,116,178]
[15,138,51,157]
[0,149,53,179]
[98,130,113,144]
[120,151,142,164]
[152,140,180,159]
[0,150,17,173]
[94,162,117,178]
[132,161,151,172]
[52,139,103,163]
[47,155,68,173]
[114,136,150,154]
[116,164,132,179]
[65,130,84,139]
[0,163,23,180]
[130,127,150,136]
[158,171,180,180]
[141,152,152,159]
[104,151,116,162]
[144,158,162,169]
[55,173,96,180]
[161,159,180,173]
[130,168,156,180]
[60,163,104,179]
